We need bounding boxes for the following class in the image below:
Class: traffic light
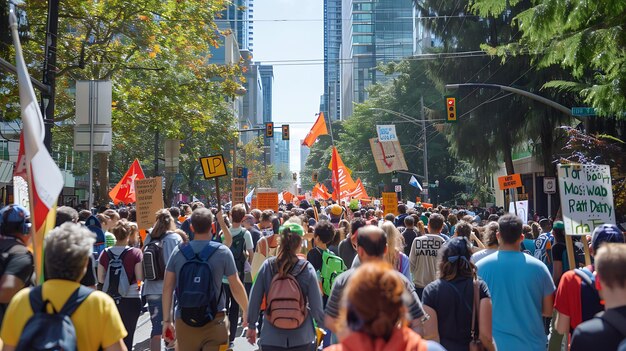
[277,172,282,180]
[282,125,290,140]
[265,122,274,138]
[312,171,318,182]
[446,96,457,122]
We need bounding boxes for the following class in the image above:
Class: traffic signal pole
[421,96,429,203]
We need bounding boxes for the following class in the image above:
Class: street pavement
[132,311,257,351]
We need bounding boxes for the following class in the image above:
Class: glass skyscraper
[322,0,342,121]
[340,0,414,118]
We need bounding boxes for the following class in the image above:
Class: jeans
[145,294,163,337]
[224,275,243,343]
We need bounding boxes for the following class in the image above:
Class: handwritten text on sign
[376,125,398,142]
[558,164,615,235]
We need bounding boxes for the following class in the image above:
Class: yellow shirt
[1,279,127,350]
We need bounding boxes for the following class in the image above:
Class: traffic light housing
[277,172,282,180]
[312,171,318,182]
[282,125,290,140]
[265,122,274,138]
[446,96,457,122]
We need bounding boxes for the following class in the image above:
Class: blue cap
[0,204,30,225]
[591,224,624,252]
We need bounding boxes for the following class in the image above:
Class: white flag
[409,175,423,191]
[245,188,255,204]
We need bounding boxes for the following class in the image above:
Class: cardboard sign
[558,164,615,235]
[498,174,522,190]
[135,177,164,230]
[199,155,227,179]
[369,138,408,174]
[232,178,246,206]
[256,188,279,212]
[376,125,398,142]
[382,192,398,215]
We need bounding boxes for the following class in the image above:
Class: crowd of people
[0,199,624,351]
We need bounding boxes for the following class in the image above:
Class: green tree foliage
[471,0,626,118]
[2,0,243,204]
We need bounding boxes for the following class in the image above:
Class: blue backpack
[16,285,93,351]
[574,267,603,329]
[177,242,222,327]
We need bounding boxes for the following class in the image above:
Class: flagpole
[321,113,335,145]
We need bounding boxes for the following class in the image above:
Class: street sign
[395,185,402,193]
[571,107,597,117]
[543,177,556,194]
[498,174,522,190]
[236,167,244,178]
[199,155,227,179]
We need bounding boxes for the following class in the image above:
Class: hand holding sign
[200,155,227,211]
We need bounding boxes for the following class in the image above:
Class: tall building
[340,0,415,118]
[322,0,342,121]
[274,136,290,171]
[259,65,273,122]
[300,141,310,172]
[223,0,254,52]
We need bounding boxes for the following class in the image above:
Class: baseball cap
[279,222,305,237]
[553,221,565,230]
[0,205,30,233]
[591,224,625,251]
[330,204,343,216]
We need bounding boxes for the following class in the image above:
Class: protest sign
[508,200,529,221]
[135,177,163,230]
[369,138,408,174]
[558,164,615,235]
[382,192,398,215]
[376,125,398,142]
[257,188,279,212]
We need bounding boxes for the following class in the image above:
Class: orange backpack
[265,258,309,329]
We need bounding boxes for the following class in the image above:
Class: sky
[253,0,324,172]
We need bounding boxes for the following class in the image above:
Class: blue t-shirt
[477,251,555,351]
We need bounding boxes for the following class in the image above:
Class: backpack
[266,258,308,329]
[574,267,603,328]
[142,233,170,281]
[102,248,131,301]
[16,285,93,351]
[320,249,347,296]
[596,309,626,340]
[176,242,222,327]
[534,233,553,268]
[0,239,21,276]
[230,230,248,273]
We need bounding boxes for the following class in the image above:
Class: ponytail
[275,222,304,276]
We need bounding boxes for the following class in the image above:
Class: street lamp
[370,105,443,202]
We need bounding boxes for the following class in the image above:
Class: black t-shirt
[307,246,324,272]
[0,239,34,328]
[249,226,262,251]
[571,306,626,351]
[80,254,97,287]
[402,228,418,256]
[552,242,567,269]
[422,277,490,351]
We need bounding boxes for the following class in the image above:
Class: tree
[471,0,626,118]
[3,0,243,205]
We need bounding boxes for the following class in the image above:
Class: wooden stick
[215,177,221,212]
[565,235,576,271]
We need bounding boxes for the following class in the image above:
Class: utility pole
[421,96,429,203]
[40,0,59,152]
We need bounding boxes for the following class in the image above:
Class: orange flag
[109,159,146,204]
[328,146,356,195]
[302,112,329,147]
[282,191,295,203]
[346,178,369,199]
[312,183,331,200]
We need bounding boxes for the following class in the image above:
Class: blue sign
[572,107,596,117]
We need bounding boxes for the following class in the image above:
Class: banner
[558,164,615,235]
[135,177,164,230]
[382,192,398,215]
[369,138,408,174]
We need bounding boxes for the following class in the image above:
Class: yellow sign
[382,192,398,215]
[199,155,227,179]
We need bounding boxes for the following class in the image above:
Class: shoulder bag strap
[28,285,45,313]
[60,286,94,316]
[471,279,480,341]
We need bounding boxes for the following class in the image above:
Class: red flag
[13,132,27,178]
[302,113,329,147]
[331,146,341,201]
[109,159,145,204]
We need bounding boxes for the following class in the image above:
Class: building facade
[322,0,342,121]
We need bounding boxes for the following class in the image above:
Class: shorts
[175,312,229,351]
[145,294,163,337]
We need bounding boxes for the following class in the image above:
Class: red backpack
[265,258,308,329]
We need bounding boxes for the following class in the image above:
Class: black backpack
[0,239,21,276]
[574,267,603,329]
[143,233,170,281]
[16,285,93,351]
[230,232,247,273]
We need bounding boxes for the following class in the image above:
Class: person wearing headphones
[0,204,34,329]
